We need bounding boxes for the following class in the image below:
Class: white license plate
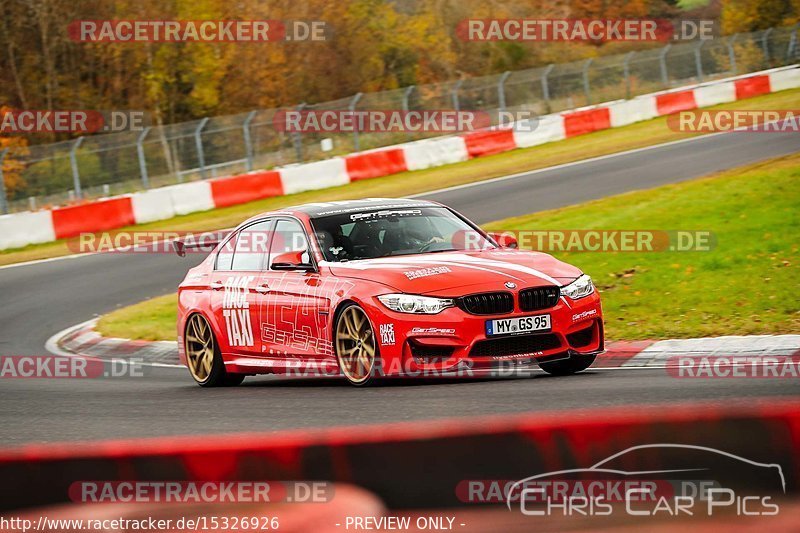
[485,314,551,336]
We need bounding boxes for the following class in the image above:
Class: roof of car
[283,198,441,217]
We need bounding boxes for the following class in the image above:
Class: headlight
[560,274,594,300]
[377,294,454,314]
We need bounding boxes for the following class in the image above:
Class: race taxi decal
[223,276,254,347]
[379,324,396,345]
[403,266,452,280]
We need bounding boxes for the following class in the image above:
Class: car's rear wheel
[185,314,245,387]
[538,353,596,376]
[335,304,378,386]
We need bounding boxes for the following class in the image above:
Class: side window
[231,220,272,271]
[269,219,310,269]
[215,234,236,271]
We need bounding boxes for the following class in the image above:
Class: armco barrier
[463,128,516,157]
[51,197,135,240]
[0,400,797,512]
[694,81,736,108]
[512,114,565,147]
[563,107,612,137]
[735,74,772,99]
[655,89,698,115]
[402,136,470,170]
[164,181,215,216]
[209,170,283,208]
[345,148,408,181]
[1,66,799,251]
[130,188,176,224]
[279,157,349,195]
[0,210,55,250]
[608,97,658,127]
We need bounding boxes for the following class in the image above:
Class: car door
[258,217,331,361]
[209,219,273,358]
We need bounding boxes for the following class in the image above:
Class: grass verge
[4,87,800,267]
[98,153,800,341]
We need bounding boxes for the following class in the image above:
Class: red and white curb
[47,319,800,372]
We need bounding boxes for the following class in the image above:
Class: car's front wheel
[335,303,378,386]
[185,313,245,387]
[538,353,596,376]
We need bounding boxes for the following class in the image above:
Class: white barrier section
[279,157,350,195]
[694,81,736,107]
[512,114,566,148]
[164,181,215,216]
[402,136,470,171]
[768,68,800,91]
[608,97,658,127]
[131,189,177,224]
[0,210,56,250]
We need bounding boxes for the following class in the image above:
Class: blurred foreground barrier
[0,400,798,512]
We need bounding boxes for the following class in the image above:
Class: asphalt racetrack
[1,130,798,444]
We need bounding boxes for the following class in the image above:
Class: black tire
[185,313,245,387]
[334,303,379,386]
[539,353,596,376]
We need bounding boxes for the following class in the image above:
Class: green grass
[97,153,800,342]
[4,87,800,267]
[96,294,177,341]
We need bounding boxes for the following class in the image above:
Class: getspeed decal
[223,276,255,347]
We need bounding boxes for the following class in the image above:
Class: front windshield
[312,207,495,262]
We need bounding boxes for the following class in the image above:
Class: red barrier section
[345,148,408,181]
[462,129,516,158]
[52,197,136,240]
[735,74,772,100]
[563,107,611,138]
[209,170,283,208]
[655,90,698,115]
[1,400,798,512]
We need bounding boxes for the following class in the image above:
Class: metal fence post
[497,71,511,116]
[292,103,306,164]
[402,86,416,141]
[136,127,151,189]
[623,51,636,99]
[0,149,8,214]
[451,80,464,111]
[659,44,672,87]
[194,117,209,179]
[694,40,706,82]
[762,28,774,64]
[243,110,257,172]
[69,137,84,200]
[787,25,798,60]
[582,58,593,105]
[541,64,554,113]
[349,93,364,152]
[727,33,739,74]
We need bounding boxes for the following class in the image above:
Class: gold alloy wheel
[185,314,215,383]
[335,305,377,384]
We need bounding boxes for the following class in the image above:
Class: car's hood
[323,249,582,295]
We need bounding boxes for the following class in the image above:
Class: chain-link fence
[1,25,798,214]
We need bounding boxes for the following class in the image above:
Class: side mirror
[486,231,518,249]
[271,250,315,272]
